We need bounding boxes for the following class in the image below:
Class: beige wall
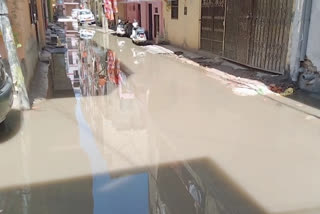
[163,0,201,50]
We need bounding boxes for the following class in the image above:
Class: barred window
[171,0,179,19]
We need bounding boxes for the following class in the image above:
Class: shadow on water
[0,158,266,214]
[0,110,22,143]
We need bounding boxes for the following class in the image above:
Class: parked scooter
[116,19,126,37]
[130,20,147,45]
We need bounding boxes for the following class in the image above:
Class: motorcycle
[116,19,126,37]
[130,20,147,45]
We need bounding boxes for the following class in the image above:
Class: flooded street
[0,29,320,214]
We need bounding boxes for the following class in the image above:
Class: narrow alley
[0,0,320,213]
[0,25,320,214]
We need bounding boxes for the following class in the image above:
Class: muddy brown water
[0,30,320,214]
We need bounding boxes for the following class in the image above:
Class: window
[171,0,178,19]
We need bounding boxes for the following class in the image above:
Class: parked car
[0,55,13,124]
[71,9,80,19]
[77,9,95,26]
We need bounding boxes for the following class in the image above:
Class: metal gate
[200,0,226,56]
[201,0,293,74]
[224,0,253,65]
[248,0,293,73]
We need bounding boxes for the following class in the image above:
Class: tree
[0,0,30,110]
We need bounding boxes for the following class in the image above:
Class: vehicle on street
[0,55,13,124]
[131,28,147,45]
[77,9,95,26]
[130,20,147,45]
[116,19,126,37]
[71,9,80,19]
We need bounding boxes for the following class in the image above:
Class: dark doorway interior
[138,4,141,26]
[154,15,159,38]
[148,4,153,40]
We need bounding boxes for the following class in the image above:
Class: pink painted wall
[126,3,139,23]
[125,1,163,40]
[150,1,163,37]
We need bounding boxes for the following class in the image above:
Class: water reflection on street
[74,33,150,214]
[63,32,214,214]
[1,22,320,214]
[59,29,264,214]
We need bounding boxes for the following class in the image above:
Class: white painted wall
[306,0,320,71]
[288,0,305,81]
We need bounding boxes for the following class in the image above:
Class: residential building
[163,0,318,81]
[117,0,164,41]
[163,0,201,50]
[0,0,48,87]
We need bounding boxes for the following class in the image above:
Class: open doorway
[148,4,153,40]
[138,4,141,26]
[154,15,159,38]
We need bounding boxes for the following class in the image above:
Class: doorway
[200,0,293,74]
[138,4,141,26]
[154,15,160,38]
[224,0,294,73]
[200,0,225,56]
[148,4,153,40]
[224,0,253,64]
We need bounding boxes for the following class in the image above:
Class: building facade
[0,0,48,87]
[117,0,164,41]
[163,0,318,81]
[163,0,201,50]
